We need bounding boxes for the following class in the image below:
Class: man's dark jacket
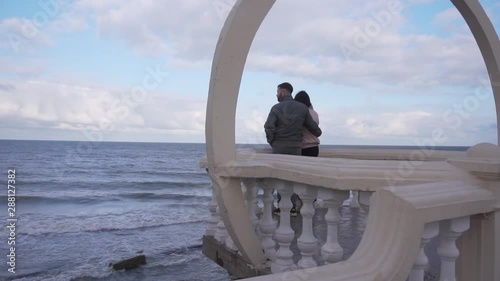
[264,95,322,148]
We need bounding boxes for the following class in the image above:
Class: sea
[0,140,469,281]
[0,140,230,281]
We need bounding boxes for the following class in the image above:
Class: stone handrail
[200,148,470,192]
[201,144,500,280]
[202,0,500,277]
[241,180,495,281]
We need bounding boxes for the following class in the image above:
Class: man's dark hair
[294,90,312,107]
[278,82,293,94]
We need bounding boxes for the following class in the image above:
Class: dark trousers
[277,192,299,209]
[301,146,319,157]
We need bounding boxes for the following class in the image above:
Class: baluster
[438,216,470,281]
[222,180,242,252]
[225,234,238,251]
[214,206,228,244]
[258,179,277,261]
[350,190,360,208]
[358,191,373,214]
[271,180,297,273]
[205,187,219,236]
[254,185,262,216]
[242,179,259,231]
[409,221,439,281]
[295,183,318,269]
[321,188,350,264]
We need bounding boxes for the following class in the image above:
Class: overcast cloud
[0,0,498,145]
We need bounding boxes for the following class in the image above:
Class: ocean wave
[0,190,212,205]
[8,262,113,281]
[119,192,211,201]
[4,244,205,281]
[160,243,203,256]
[0,195,119,204]
[14,210,209,236]
[17,179,211,190]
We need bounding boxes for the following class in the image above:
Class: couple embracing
[263,82,322,215]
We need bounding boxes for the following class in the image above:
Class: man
[264,82,322,216]
[264,82,322,155]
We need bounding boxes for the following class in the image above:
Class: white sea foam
[15,208,209,236]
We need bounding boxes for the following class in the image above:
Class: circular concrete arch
[205,0,500,265]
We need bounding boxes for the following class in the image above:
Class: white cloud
[0,0,497,144]
[0,18,53,53]
[0,79,207,142]
[68,0,222,58]
[1,0,490,90]
[433,7,469,34]
[408,0,434,4]
[236,111,268,144]
[316,107,496,145]
[0,57,51,79]
[344,111,433,138]
[56,0,489,90]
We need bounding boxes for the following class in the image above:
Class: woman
[295,91,320,157]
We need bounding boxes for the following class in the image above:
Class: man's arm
[304,111,322,137]
[264,109,277,145]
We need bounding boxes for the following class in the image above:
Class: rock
[111,255,146,270]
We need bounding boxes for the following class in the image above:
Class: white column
[358,191,373,214]
[271,180,297,273]
[350,190,360,208]
[321,188,350,264]
[295,183,318,269]
[254,184,262,216]
[242,179,259,231]
[205,187,219,236]
[409,221,439,281]
[438,216,471,281]
[214,206,228,244]
[258,179,277,261]
[447,144,500,281]
[226,234,238,251]
[358,190,372,228]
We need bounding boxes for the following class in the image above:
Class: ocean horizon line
[0,138,472,149]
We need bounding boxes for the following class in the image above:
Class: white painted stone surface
[409,222,439,281]
[271,180,297,273]
[295,183,318,269]
[205,187,219,236]
[321,189,349,264]
[204,0,500,278]
[258,180,277,261]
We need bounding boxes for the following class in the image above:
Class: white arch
[205,0,500,265]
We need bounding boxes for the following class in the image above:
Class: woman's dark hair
[294,90,312,107]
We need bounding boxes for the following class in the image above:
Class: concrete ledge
[202,235,271,279]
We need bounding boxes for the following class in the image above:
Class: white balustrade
[358,191,373,214]
[271,180,297,273]
[350,190,360,208]
[295,183,318,269]
[254,185,263,216]
[214,206,229,244]
[438,216,471,281]
[243,179,259,231]
[226,234,238,251]
[321,188,350,264]
[206,187,219,236]
[409,221,439,281]
[258,179,277,261]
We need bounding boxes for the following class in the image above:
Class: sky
[0,0,499,146]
